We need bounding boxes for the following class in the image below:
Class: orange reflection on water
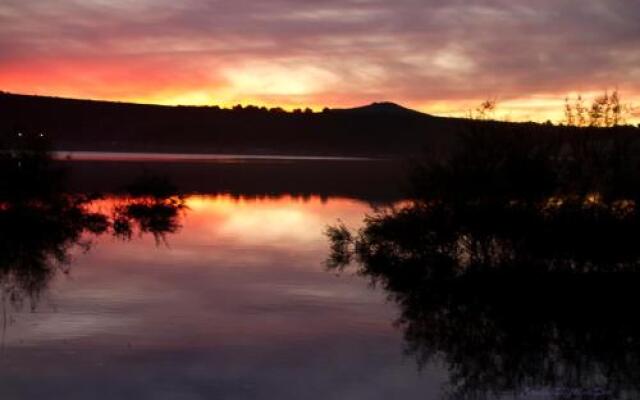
[16,193,389,347]
[84,193,373,259]
[183,194,369,246]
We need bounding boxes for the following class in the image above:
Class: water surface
[0,194,446,399]
[2,157,634,400]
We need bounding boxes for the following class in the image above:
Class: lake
[0,158,637,400]
[0,194,448,399]
[0,159,445,400]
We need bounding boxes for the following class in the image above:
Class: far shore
[52,151,387,163]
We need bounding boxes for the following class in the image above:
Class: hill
[335,102,426,116]
[1,92,636,157]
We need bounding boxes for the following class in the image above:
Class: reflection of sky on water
[0,195,446,400]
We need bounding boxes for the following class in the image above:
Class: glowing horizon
[1,1,639,124]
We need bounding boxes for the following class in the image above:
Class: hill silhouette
[0,92,637,156]
[335,101,426,116]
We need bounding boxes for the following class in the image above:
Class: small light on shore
[17,132,23,137]
[585,193,602,205]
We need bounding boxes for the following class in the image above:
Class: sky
[0,0,639,122]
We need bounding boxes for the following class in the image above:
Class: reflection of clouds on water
[81,195,369,270]
[220,207,317,244]
[2,195,395,347]
[185,195,367,247]
[0,194,454,400]
[16,313,137,343]
[40,195,392,345]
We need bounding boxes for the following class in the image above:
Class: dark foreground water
[0,159,635,399]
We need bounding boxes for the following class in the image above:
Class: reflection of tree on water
[0,136,187,312]
[0,195,187,308]
[112,197,186,243]
[113,175,187,243]
[0,195,109,310]
[327,129,640,399]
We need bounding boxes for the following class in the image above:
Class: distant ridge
[0,91,426,115]
[0,91,458,156]
[2,91,634,157]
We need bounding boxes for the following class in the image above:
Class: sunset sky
[1,0,639,122]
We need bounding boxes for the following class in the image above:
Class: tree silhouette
[565,90,631,127]
[327,132,640,398]
[0,141,188,310]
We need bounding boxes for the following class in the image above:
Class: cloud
[0,0,639,121]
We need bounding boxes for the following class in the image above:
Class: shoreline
[52,151,388,162]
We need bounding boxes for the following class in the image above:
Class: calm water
[0,159,634,400]
[0,194,449,399]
